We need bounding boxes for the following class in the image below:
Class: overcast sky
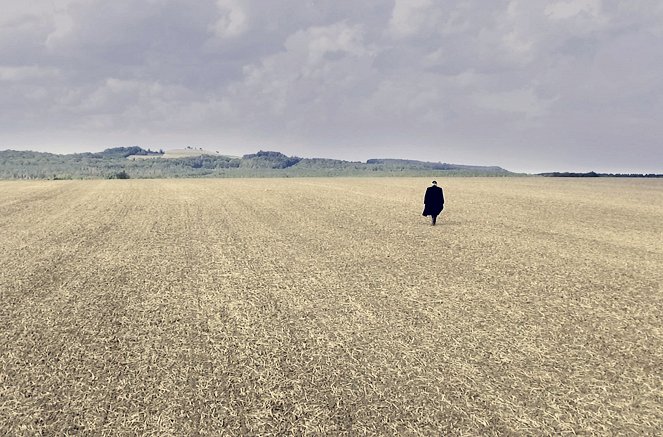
[1,0,662,173]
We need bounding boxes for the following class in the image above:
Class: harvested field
[1,177,662,435]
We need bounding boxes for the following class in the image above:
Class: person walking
[422,180,445,225]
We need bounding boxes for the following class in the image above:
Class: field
[1,177,661,435]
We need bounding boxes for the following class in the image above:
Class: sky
[1,0,662,173]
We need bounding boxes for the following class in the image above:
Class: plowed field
[1,177,662,435]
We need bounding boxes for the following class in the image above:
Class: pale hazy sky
[1,0,662,173]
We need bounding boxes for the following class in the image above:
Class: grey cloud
[1,0,662,172]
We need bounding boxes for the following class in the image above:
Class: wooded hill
[0,147,514,179]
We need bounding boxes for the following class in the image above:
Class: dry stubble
[0,177,661,435]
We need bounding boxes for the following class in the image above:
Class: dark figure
[422,180,444,225]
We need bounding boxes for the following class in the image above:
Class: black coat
[423,185,444,216]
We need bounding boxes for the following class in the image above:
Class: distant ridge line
[0,147,516,179]
[538,171,662,178]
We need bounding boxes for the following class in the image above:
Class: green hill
[0,147,514,179]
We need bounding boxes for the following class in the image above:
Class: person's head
[432,181,437,186]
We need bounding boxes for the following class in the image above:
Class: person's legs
[432,214,437,225]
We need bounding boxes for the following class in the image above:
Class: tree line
[0,147,514,180]
[539,171,662,178]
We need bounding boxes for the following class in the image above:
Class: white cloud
[0,0,55,25]
[44,0,78,48]
[545,0,603,20]
[0,66,60,81]
[211,0,247,38]
[389,0,434,37]
[228,21,372,107]
[285,21,369,66]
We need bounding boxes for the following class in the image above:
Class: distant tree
[241,150,302,169]
[108,170,130,179]
[98,146,146,158]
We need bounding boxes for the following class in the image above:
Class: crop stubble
[0,177,661,435]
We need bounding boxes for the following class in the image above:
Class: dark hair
[432,180,437,184]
